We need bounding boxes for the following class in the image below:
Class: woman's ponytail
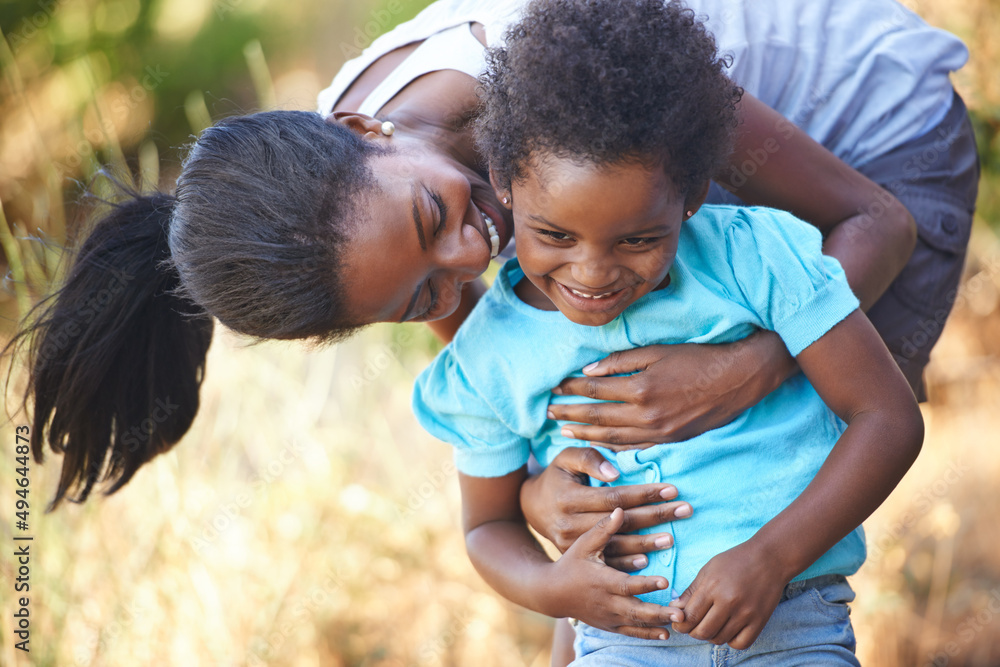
[6,109,384,508]
[8,191,213,509]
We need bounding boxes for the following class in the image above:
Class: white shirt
[318,0,968,167]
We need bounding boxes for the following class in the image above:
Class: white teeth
[569,287,614,299]
[482,211,500,258]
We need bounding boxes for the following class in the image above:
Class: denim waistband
[781,574,849,600]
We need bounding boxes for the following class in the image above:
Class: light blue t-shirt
[412,205,866,603]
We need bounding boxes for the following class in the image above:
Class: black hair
[476,0,743,195]
[4,110,382,508]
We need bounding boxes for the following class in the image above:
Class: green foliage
[0,0,433,325]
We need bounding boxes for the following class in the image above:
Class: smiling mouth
[483,210,500,258]
[567,287,621,300]
[554,280,633,315]
[473,204,501,259]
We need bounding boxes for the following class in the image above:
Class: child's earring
[685,210,693,218]
[380,121,395,136]
[501,195,510,206]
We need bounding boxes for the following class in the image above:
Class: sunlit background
[1,0,999,665]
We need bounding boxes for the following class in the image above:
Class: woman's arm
[672,310,924,648]
[724,93,917,310]
[460,468,682,639]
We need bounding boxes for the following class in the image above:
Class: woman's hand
[549,332,797,448]
[520,447,691,570]
[540,508,685,640]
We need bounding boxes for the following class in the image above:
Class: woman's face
[340,146,513,324]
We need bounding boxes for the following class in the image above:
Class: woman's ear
[325,111,385,139]
[683,180,712,218]
[489,168,512,209]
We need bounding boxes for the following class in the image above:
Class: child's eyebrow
[526,213,568,231]
[527,213,674,236]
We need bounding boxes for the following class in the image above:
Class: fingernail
[674,504,691,518]
[660,485,676,499]
[583,362,598,373]
[654,535,673,549]
[599,461,619,479]
[670,614,681,623]
[632,555,647,568]
[552,386,564,395]
[657,579,667,589]
[547,410,555,419]
[658,632,667,640]
[561,427,575,439]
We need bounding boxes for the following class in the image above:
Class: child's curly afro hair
[476,0,743,196]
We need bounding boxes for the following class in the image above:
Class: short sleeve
[412,347,531,478]
[725,209,860,357]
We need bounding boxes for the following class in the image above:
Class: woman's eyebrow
[410,182,427,251]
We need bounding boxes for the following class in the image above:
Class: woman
[309,0,976,559]
[314,2,975,659]
[7,0,975,651]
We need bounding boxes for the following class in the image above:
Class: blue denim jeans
[571,575,860,666]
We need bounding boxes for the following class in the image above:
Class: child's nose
[570,257,621,289]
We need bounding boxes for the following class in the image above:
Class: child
[412,0,924,663]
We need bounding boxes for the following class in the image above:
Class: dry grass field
[2,0,1000,665]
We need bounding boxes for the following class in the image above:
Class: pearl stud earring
[686,210,693,217]
[502,196,510,205]
[380,121,395,136]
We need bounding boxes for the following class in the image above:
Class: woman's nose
[435,230,487,287]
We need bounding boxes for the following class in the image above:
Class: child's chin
[559,307,625,327]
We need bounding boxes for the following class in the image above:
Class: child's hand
[671,542,786,650]
[543,507,684,640]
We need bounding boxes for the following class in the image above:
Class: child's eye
[621,237,656,247]
[537,229,571,242]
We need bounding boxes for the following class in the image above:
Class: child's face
[507,156,690,326]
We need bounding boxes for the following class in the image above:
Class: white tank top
[317,0,524,116]
[350,23,486,117]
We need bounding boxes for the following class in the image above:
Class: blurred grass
[2,0,1000,665]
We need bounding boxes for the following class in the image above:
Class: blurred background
[1,0,999,665]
